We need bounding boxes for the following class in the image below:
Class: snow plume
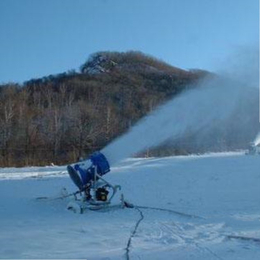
[102,47,259,166]
[253,132,260,146]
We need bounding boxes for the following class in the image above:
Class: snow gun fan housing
[68,152,110,191]
[66,152,124,212]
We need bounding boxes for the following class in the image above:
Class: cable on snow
[125,207,144,260]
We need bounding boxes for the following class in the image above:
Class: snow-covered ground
[0,152,260,260]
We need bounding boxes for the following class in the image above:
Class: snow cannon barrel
[89,151,110,176]
[67,152,110,190]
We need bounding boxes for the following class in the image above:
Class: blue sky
[0,0,258,84]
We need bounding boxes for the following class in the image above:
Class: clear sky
[0,0,258,84]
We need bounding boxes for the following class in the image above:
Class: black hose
[125,207,144,260]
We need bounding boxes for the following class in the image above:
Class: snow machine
[66,151,125,213]
[245,142,260,155]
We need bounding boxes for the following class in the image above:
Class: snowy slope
[0,152,260,260]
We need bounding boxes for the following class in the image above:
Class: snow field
[0,152,260,259]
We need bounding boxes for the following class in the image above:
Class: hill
[0,51,205,166]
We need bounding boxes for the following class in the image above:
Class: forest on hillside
[0,51,204,166]
[5,50,259,167]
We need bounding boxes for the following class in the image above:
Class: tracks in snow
[124,205,219,260]
[160,222,224,260]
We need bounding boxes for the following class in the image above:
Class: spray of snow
[253,132,260,146]
[102,47,259,166]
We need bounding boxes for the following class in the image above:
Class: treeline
[0,51,204,167]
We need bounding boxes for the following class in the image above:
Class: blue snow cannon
[67,151,110,191]
[66,151,125,212]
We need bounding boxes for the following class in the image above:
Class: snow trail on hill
[102,48,259,166]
